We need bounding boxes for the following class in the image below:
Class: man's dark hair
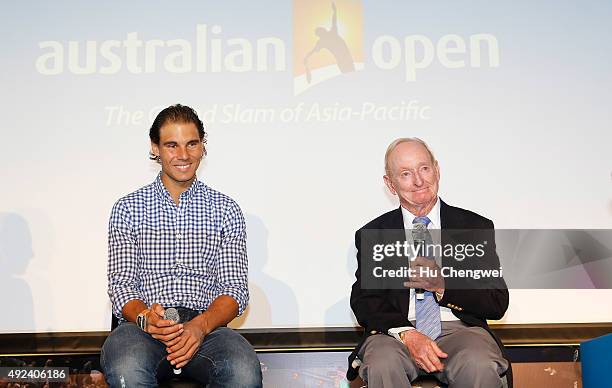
[149,104,207,161]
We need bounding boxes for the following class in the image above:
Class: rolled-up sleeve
[216,199,249,316]
[107,199,141,319]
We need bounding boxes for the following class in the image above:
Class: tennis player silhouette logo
[293,0,363,95]
[304,2,355,83]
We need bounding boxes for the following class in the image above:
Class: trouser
[358,320,509,388]
[101,318,262,388]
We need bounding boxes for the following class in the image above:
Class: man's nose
[413,172,423,186]
[176,146,188,159]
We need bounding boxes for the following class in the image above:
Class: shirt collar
[401,197,441,229]
[153,172,202,204]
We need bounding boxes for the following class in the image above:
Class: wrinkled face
[151,121,203,187]
[384,141,440,213]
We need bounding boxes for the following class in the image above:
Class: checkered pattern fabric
[107,173,249,320]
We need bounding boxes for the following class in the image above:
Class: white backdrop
[1,0,611,333]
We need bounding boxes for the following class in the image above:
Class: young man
[101,104,262,387]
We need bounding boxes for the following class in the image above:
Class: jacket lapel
[440,199,451,229]
[384,207,410,318]
[383,206,404,229]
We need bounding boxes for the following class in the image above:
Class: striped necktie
[413,216,442,340]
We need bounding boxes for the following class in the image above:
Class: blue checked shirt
[107,174,249,319]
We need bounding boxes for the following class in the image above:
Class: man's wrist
[136,308,150,331]
[388,326,415,342]
[400,329,418,342]
[194,312,212,335]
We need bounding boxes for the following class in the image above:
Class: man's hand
[165,314,210,369]
[401,330,448,373]
[145,304,184,343]
[164,295,238,368]
[403,256,445,293]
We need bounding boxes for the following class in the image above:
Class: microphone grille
[412,221,428,241]
[413,222,427,232]
[163,307,180,323]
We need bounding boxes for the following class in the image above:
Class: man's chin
[163,172,197,184]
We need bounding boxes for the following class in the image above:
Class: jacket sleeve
[350,229,413,333]
[438,221,509,320]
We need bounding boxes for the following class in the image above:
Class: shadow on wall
[230,214,299,328]
[0,213,35,331]
[324,243,358,327]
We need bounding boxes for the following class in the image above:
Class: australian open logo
[293,0,364,95]
[35,0,499,95]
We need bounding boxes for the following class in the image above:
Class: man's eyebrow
[162,139,200,145]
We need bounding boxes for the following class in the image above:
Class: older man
[348,138,511,387]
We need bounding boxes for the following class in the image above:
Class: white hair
[384,137,436,176]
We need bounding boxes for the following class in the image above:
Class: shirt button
[176,233,182,239]
[176,259,182,264]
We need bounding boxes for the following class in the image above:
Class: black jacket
[347,200,512,387]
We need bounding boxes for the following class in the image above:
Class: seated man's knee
[449,349,504,385]
[224,352,262,387]
[101,325,159,387]
[102,348,158,387]
[363,336,414,380]
[209,328,262,387]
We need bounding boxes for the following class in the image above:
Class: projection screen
[1,0,611,333]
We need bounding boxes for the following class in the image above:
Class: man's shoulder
[355,201,495,231]
[108,183,156,225]
[197,183,245,230]
[112,182,156,208]
[441,201,494,229]
[197,182,241,210]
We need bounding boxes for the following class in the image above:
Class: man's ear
[151,142,160,158]
[383,175,397,195]
[434,160,440,180]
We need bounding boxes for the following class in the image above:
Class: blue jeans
[101,323,262,388]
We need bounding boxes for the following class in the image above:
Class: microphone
[163,308,182,375]
[411,221,428,300]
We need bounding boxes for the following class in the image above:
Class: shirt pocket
[184,229,221,276]
[137,226,166,271]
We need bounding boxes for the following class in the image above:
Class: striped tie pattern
[413,216,442,340]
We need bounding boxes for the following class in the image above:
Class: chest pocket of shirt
[138,226,165,270]
[184,229,221,275]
